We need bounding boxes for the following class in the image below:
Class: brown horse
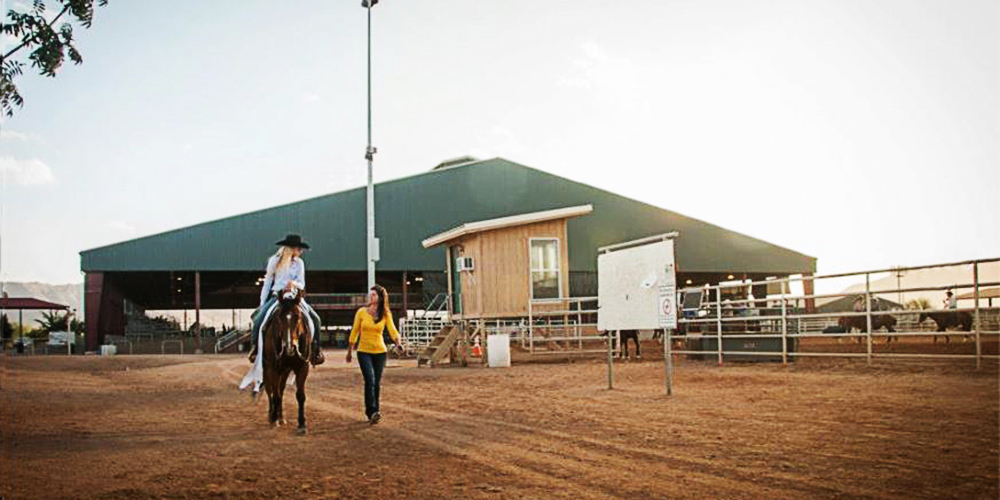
[618,330,641,359]
[260,288,312,434]
[918,311,972,344]
[837,314,898,344]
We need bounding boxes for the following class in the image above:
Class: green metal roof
[80,158,815,275]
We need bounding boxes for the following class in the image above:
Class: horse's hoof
[297,427,307,436]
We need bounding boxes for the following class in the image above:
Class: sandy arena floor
[1,349,997,499]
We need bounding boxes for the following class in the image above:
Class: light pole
[893,266,905,306]
[363,0,379,289]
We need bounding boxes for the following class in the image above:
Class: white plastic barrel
[486,333,510,368]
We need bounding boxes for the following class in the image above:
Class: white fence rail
[674,257,1000,368]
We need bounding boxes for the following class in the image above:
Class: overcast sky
[1,0,997,286]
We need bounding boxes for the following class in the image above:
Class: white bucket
[486,333,510,368]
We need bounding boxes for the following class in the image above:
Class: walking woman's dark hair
[371,284,389,322]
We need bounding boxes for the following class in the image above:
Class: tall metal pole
[365,1,377,289]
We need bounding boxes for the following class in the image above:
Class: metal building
[80,157,815,350]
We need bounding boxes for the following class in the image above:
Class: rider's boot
[310,341,325,366]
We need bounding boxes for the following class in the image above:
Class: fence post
[781,282,788,366]
[528,299,534,354]
[606,330,615,390]
[664,327,673,396]
[578,301,583,350]
[716,285,723,366]
[974,262,981,370]
[865,274,873,366]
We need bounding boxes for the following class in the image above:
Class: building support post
[974,262,981,370]
[195,271,201,353]
[803,273,816,313]
[402,271,409,319]
[865,274,872,366]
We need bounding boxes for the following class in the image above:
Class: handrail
[215,329,251,353]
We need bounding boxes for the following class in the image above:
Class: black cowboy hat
[275,234,310,249]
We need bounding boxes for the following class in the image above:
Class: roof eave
[422,204,593,248]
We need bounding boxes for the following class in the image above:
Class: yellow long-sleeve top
[349,307,400,354]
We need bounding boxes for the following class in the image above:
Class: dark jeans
[357,352,387,418]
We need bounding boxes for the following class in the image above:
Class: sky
[0,0,998,287]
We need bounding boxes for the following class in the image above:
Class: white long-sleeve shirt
[259,255,306,307]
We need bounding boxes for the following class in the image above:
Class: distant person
[345,284,403,425]
[745,288,758,317]
[944,290,957,310]
[853,295,866,313]
[248,234,324,366]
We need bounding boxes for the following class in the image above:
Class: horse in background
[618,330,641,359]
[599,330,644,360]
[836,297,898,345]
[918,311,973,344]
[651,327,688,351]
[837,313,898,345]
[260,287,313,434]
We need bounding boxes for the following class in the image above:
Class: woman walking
[346,284,403,424]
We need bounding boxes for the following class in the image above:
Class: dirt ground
[1,347,998,500]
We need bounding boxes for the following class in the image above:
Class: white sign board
[598,239,677,331]
[47,331,75,346]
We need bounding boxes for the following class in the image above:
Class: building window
[530,238,561,300]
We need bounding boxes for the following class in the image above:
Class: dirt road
[1,354,997,499]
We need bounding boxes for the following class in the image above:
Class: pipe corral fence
[402,257,999,395]
[670,257,999,370]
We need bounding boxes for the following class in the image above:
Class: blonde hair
[273,246,296,275]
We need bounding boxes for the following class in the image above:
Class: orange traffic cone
[471,338,483,357]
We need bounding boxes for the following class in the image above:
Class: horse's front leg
[296,365,309,435]
[276,369,291,425]
[264,370,277,424]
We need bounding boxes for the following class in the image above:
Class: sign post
[598,232,679,395]
[658,272,677,396]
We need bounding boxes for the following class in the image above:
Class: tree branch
[1,4,71,61]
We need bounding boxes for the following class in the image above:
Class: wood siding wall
[452,219,570,319]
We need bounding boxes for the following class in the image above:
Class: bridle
[277,288,306,359]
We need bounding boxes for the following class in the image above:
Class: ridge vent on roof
[432,155,480,171]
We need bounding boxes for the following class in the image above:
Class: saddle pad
[238,301,280,391]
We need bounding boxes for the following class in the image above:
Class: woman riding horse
[248,234,324,366]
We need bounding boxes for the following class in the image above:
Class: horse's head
[271,287,309,359]
[278,286,304,309]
